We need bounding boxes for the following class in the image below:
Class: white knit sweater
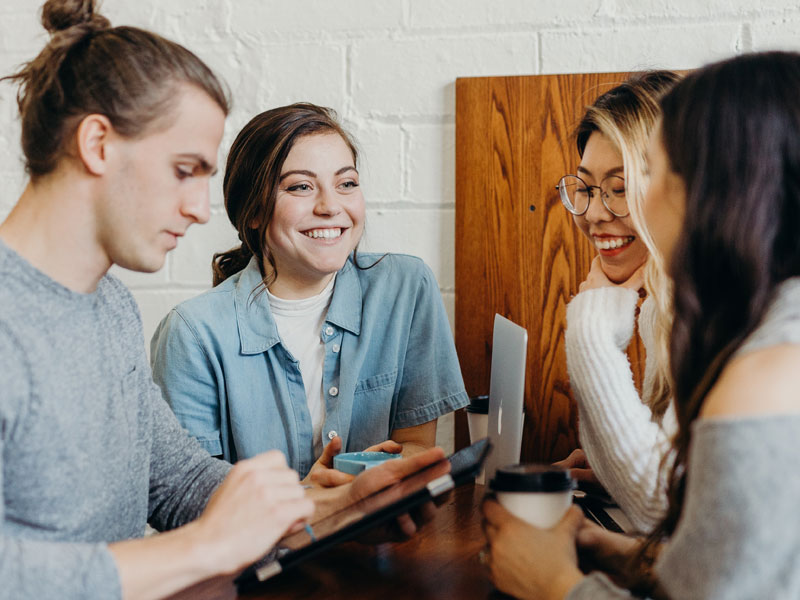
[565,287,674,532]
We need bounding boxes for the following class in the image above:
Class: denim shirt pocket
[350,369,398,449]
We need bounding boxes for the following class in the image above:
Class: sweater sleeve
[144,369,231,531]
[566,573,638,600]
[0,325,123,599]
[564,288,670,532]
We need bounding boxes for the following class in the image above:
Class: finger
[364,440,403,454]
[482,520,499,542]
[318,436,343,468]
[382,447,446,480]
[394,513,417,538]
[311,468,355,487]
[236,449,289,473]
[256,482,308,506]
[552,448,584,469]
[482,498,515,527]
[555,505,585,537]
[569,467,596,482]
[576,520,607,548]
[272,498,315,530]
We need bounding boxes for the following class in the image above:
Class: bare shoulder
[701,344,800,418]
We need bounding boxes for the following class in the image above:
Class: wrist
[178,519,237,578]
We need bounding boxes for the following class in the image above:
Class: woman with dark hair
[482,51,800,599]
[151,103,468,485]
[554,71,679,533]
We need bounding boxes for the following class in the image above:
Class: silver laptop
[483,314,528,484]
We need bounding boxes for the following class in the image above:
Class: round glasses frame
[555,174,629,218]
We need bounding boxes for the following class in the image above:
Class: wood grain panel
[455,72,646,463]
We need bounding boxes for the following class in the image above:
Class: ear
[75,114,114,176]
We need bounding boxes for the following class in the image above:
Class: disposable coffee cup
[466,395,489,484]
[489,464,576,528]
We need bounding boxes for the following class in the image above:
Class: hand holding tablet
[235,439,491,591]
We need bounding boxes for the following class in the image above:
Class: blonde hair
[575,71,681,420]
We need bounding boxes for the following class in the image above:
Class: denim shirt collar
[234,256,362,355]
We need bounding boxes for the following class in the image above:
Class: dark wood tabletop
[167,483,503,600]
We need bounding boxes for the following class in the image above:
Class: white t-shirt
[267,276,336,459]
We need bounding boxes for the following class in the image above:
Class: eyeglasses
[555,174,629,217]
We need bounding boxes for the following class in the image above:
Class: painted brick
[348,120,403,204]
[227,1,404,38]
[0,14,45,54]
[360,208,455,288]
[409,0,603,28]
[541,23,740,73]
[109,264,169,289]
[352,35,538,117]
[406,123,455,204]
[603,0,793,20]
[257,43,346,109]
[130,289,209,357]
[751,18,800,51]
[169,211,239,286]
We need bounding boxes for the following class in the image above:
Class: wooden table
[167,483,505,600]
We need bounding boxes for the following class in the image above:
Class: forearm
[391,420,437,456]
[566,289,668,531]
[109,521,221,600]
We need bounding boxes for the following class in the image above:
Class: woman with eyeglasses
[551,71,680,533]
[482,50,800,600]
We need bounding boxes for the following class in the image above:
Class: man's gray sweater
[0,239,231,599]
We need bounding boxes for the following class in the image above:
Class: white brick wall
[4,0,800,450]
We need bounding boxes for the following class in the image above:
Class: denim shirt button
[327,430,338,440]
[332,343,340,353]
[328,386,339,397]
[324,325,334,336]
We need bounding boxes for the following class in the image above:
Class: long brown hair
[635,52,800,592]
[2,0,229,179]
[213,103,360,288]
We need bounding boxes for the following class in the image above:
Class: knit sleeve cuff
[566,287,639,351]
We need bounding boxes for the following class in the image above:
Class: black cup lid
[466,394,489,414]
[489,464,575,492]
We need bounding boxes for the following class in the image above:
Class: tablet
[235,438,492,592]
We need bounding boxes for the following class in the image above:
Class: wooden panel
[454,73,646,463]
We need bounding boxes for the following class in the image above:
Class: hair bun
[41,0,110,34]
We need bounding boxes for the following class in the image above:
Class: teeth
[303,228,342,239]
[595,236,634,250]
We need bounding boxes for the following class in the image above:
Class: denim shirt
[150,253,468,476]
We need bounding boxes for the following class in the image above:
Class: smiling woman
[554,71,681,534]
[150,103,469,485]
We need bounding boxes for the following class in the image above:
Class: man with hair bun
[0,2,444,598]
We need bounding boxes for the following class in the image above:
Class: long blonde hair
[575,71,681,420]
